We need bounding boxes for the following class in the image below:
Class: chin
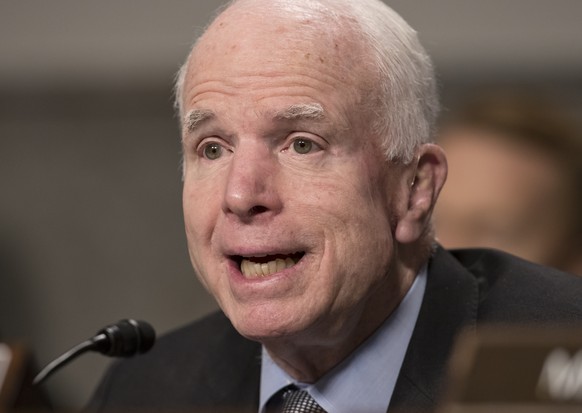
[227,305,313,343]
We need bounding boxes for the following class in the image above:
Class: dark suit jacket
[89,247,582,412]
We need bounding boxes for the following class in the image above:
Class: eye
[202,142,223,160]
[292,138,316,154]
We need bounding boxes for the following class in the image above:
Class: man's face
[180,12,410,346]
[435,127,572,267]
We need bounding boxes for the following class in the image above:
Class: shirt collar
[259,265,427,413]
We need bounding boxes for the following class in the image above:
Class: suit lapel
[389,246,480,412]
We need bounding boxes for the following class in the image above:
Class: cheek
[299,168,395,274]
[182,181,223,278]
[183,183,228,296]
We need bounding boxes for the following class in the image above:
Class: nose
[222,142,282,221]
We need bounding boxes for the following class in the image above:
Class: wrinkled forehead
[186,1,373,87]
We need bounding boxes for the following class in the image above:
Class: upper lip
[235,251,301,258]
[222,244,307,258]
[222,246,308,265]
[227,251,304,261]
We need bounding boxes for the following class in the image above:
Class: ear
[395,144,448,244]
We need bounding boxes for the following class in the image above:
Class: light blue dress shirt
[259,266,427,413]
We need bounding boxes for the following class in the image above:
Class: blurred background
[1,0,581,409]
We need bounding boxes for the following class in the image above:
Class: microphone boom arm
[33,334,107,386]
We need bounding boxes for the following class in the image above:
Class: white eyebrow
[274,103,325,121]
[184,109,215,133]
[183,103,324,135]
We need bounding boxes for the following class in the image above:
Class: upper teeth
[241,257,296,278]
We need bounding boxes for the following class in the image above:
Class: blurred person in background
[434,91,582,276]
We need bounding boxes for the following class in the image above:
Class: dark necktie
[274,386,327,413]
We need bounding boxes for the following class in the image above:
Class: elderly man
[90,0,582,412]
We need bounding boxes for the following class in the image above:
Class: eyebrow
[274,103,325,121]
[183,102,325,134]
[184,109,215,134]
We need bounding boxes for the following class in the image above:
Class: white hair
[174,0,439,164]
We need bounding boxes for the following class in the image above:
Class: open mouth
[232,252,305,278]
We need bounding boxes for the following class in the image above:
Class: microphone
[33,319,156,386]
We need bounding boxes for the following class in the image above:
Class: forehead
[196,2,360,60]
[182,5,373,109]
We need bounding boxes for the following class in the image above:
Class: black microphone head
[96,319,156,357]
